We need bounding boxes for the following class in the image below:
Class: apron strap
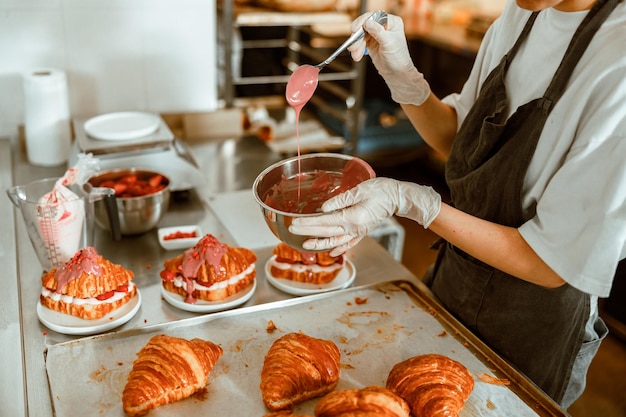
[502,12,539,73]
[543,0,623,107]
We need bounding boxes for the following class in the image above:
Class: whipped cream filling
[41,281,135,306]
[171,264,255,291]
[270,258,343,274]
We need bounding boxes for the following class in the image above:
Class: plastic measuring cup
[6,177,95,271]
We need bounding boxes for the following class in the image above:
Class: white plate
[158,225,202,251]
[265,256,356,296]
[161,279,256,313]
[84,112,161,141]
[37,290,142,336]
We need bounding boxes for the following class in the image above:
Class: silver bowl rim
[252,152,375,218]
[89,167,171,200]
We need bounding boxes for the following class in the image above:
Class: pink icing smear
[181,234,228,280]
[176,234,228,304]
[54,246,102,293]
[299,250,317,265]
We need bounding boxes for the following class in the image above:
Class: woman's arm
[429,203,566,288]
[290,179,564,288]
[348,14,459,158]
[400,94,459,158]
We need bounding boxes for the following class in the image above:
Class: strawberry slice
[160,270,177,281]
[113,183,128,195]
[96,290,115,301]
[148,174,164,188]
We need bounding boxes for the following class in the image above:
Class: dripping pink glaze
[184,278,195,304]
[178,234,228,304]
[54,246,102,293]
[286,64,321,199]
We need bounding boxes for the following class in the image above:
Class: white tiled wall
[0,0,218,140]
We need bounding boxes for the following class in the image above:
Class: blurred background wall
[0,0,218,142]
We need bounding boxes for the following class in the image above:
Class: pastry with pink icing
[268,243,344,284]
[40,246,136,320]
[160,234,257,304]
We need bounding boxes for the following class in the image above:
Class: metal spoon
[314,10,388,70]
[286,11,388,108]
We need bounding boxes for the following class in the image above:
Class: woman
[290,0,626,408]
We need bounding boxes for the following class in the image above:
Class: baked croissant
[314,386,410,417]
[272,243,340,268]
[40,246,136,319]
[122,334,223,416]
[269,243,344,284]
[261,333,341,411]
[386,354,474,417]
[160,233,257,303]
[264,412,313,417]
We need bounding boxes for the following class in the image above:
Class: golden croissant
[264,412,313,417]
[386,354,474,417]
[122,334,223,416]
[261,333,341,411]
[272,243,340,268]
[314,386,410,417]
[269,243,344,284]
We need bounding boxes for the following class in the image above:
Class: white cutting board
[204,189,280,250]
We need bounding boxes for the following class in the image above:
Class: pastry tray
[44,280,567,416]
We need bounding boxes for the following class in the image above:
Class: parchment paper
[45,281,544,416]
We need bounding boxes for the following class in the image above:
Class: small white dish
[161,279,256,313]
[264,256,356,296]
[84,111,161,141]
[158,225,203,251]
[36,290,142,336]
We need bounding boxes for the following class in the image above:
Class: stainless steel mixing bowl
[89,168,170,236]
[252,153,375,251]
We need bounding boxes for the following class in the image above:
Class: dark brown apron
[428,0,621,403]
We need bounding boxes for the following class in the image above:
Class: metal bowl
[89,168,170,236]
[252,153,375,251]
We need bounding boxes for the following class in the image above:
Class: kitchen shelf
[218,1,367,153]
[231,6,352,27]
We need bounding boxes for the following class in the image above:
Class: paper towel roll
[23,69,72,166]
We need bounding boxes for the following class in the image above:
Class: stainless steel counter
[3,130,567,416]
[2,134,422,417]
[1,138,26,417]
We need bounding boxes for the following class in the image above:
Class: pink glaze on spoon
[286,64,320,111]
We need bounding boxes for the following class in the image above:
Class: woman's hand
[348,12,431,106]
[289,178,442,256]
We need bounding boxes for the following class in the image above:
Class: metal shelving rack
[218,1,368,153]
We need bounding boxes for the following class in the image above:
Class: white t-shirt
[442,0,626,298]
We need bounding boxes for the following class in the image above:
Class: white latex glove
[348,13,430,106]
[289,178,441,256]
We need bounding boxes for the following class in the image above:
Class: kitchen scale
[69,112,205,191]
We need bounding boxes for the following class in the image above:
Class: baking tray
[44,280,567,416]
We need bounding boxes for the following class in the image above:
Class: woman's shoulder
[480,0,531,56]
[495,0,532,28]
